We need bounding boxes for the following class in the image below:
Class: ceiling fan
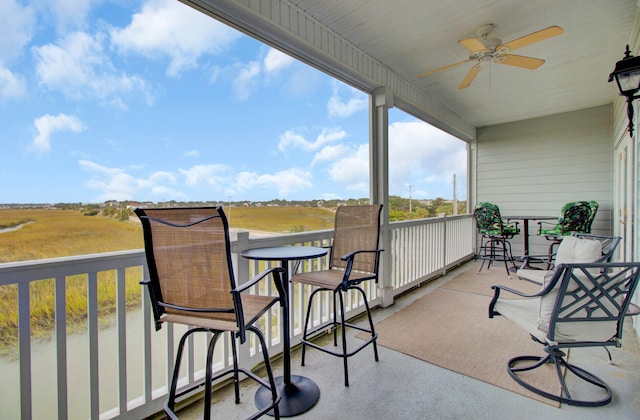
[418,24,563,89]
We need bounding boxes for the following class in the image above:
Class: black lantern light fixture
[609,45,640,137]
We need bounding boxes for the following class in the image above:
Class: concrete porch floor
[176,261,640,420]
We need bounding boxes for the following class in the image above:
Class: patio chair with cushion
[489,258,640,406]
[291,204,384,387]
[135,206,285,420]
[537,201,592,264]
[473,202,520,277]
[517,234,620,285]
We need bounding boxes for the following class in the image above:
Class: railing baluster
[87,271,100,420]
[18,281,32,420]
[55,275,68,420]
[116,267,127,415]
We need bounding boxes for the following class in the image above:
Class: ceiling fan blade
[458,63,482,89]
[499,26,563,52]
[495,54,545,69]
[418,59,472,78]
[458,38,488,53]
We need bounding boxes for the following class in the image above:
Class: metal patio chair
[537,201,592,265]
[489,255,640,406]
[135,206,285,420]
[291,204,384,387]
[473,202,520,277]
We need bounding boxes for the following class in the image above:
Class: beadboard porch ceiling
[185,0,637,129]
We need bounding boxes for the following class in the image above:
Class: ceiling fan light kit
[419,24,564,89]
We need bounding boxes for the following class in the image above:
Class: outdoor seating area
[177,260,640,419]
[131,205,638,418]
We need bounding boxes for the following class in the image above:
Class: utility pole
[452,174,458,215]
[408,184,412,213]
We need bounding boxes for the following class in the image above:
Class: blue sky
[0,0,467,204]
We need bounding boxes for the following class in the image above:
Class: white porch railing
[0,214,474,419]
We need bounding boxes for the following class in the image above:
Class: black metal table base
[255,375,320,417]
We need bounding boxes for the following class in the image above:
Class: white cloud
[327,80,367,118]
[388,120,467,198]
[278,127,347,153]
[311,144,352,165]
[229,47,314,100]
[44,0,93,31]
[31,113,85,153]
[263,48,294,73]
[33,31,146,105]
[78,160,185,202]
[110,0,241,77]
[179,164,230,187]
[0,67,25,100]
[326,144,369,193]
[233,168,313,198]
[233,61,261,100]
[0,0,35,64]
[184,150,200,157]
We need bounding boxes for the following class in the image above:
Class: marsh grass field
[0,206,336,356]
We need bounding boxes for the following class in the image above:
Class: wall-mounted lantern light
[609,45,640,137]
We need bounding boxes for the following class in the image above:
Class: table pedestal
[255,375,320,417]
[241,246,327,417]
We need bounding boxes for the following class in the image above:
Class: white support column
[371,87,394,307]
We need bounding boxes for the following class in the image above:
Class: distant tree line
[8,196,468,223]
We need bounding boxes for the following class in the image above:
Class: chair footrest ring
[507,354,612,407]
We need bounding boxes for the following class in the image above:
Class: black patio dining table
[240,245,328,417]
[504,215,557,261]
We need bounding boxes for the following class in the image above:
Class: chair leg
[230,332,240,404]
[546,239,561,270]
[502,239,517,277]
[359,287,379,364]
[299,284,378,387]
[248,326,281,419]
[203,332,220,420]
[301,287,325,367]
[333,290,339,347]
[165,329,194,419]
[337,290,349,386]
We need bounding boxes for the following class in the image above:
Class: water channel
[0,308,213,419]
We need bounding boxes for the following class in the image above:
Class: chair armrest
[488,283,548,318]
[537,220,558,234]
[340,248,384,261]
[232,267,286,343]
[503,220,519,229]
[234,266,286,304]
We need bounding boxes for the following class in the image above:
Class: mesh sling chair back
[291,204,383,386]
[473,202,520,277]
[489,235,640,406]
[135,206,285,420]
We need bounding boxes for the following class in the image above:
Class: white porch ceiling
[188,0,638,129]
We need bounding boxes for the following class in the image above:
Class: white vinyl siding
[475,105,613,256]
